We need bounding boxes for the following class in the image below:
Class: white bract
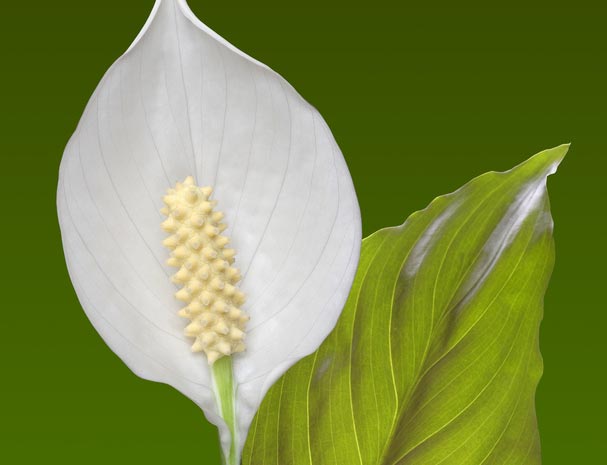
[56,0,361,462]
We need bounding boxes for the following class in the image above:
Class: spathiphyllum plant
[58,1,567,465]
[57,1,361,464]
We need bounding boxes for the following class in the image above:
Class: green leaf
[242,145,568,465]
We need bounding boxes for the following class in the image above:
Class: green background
[1,0,604,463]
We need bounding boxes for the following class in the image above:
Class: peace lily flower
[56,1,360,464]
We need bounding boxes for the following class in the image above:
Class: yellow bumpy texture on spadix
[161,176,248,364]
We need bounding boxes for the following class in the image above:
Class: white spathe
[56,0,361,459]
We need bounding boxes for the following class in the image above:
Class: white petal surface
[57,0,361,456]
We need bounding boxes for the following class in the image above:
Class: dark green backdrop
[1,0,604,463]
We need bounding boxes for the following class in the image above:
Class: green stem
[211,356,238,465]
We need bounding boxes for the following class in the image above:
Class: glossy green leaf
[243,145,567,465]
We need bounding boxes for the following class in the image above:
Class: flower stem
[212,356,238,465]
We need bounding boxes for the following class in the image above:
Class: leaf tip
[545,142,570,175]
[517,143,569,181]
[553,142,571,159]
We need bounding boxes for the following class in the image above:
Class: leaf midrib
[378,174,529,465]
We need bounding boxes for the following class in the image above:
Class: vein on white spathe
[56,0,361,459]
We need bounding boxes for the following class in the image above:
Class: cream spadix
[161,176,248,364]
[56,0,361,461]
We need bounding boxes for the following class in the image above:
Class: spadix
[161,176,248,364]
